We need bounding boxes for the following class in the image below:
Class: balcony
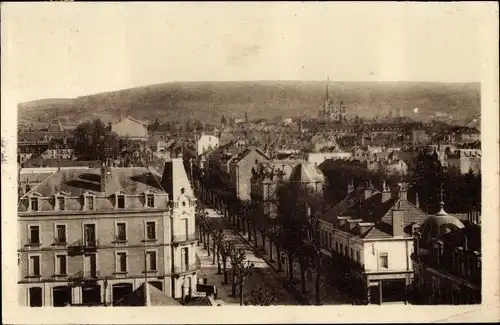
[67,239,100,255]
[69,270,100,285]
[25,239,41,247]
[173,263,199,276]
[172,233,197,245]
[52,237,68,246]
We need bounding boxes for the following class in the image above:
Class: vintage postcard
[1,1,499,324]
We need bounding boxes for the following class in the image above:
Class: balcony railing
[173,264,199,274]
[53,237,68,245]
[172,233,197,244]
[69,270,100,284]
[67,239,100,254]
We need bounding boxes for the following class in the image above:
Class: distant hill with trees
[18,81,480,126]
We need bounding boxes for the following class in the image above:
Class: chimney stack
[347,180,354,194]
[392,200,405,237]
[381,180,391,203]
[100,160,111,193]
[364,181,374,199]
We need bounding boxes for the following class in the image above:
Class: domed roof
[420,201,465,245]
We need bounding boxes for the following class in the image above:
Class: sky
[1,2,492,103]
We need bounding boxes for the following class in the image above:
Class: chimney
[392,200,405,237]
[398,182,408,201]
[381,180,391,203]
[347,180,354,194]
[364,181,373,199]
[100,161,111,193]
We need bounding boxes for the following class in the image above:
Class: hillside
[18,81,481,125]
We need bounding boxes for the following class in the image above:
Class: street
[196,208,306,305]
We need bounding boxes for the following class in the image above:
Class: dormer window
[56,196,65,211]
[146,194,155,208]
[30,197,39,211]
[117,195,126,209]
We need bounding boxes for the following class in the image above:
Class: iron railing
[173,264,199,274]
[172,233,197,243]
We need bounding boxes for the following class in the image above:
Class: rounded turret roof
[420,204,465,245]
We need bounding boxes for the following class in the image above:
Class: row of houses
[248,161,481,305]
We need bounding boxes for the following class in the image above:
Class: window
[146,194,155,208]
[55,225,66,244]
[328,233,332,249]
[146,222,156,240]
[55,254,67,275]
[356,251,361,263]
[146,251,157,271]
[350,248,354,260]
[181,218,189,240]
[117,195,125,209]
[116,222,127,241]
[29,255,41,276]
[84,254,98,277]
[30,197,39,211]
[335,242,339,252]
[116,252,127,273]
[57,197,65,210]
[181,248,189,271]
[340,243,343,255]
[29,226,40,245]
[86,196,94,210]
[344,246,348,256]
[379,253,389,269]
[28,287,43,307]
[84,224,96,246]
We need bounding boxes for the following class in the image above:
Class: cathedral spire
[324,75,330,113]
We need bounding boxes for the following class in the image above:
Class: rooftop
[21,167,164,198]
[321,185,428,238]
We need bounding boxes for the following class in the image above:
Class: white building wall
[319,220,414,273]
[363,240,413,273]
[197,135,219,156]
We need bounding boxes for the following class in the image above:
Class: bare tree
[248,287,278,306]
[219,239,235,284]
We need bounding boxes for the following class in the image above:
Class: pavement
[196,207,350,306]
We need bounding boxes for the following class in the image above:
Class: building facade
[112,116,148,142]
[318,182,428,304]
[196,134,220,156]
[229,148,270,201]
[18,159,198,307]
[411,206,481,304]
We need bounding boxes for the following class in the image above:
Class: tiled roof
[231,148,269,164]
[289,163,324,183]
[21,167,164,198]
[22,158,100,168]
[18,131,72,142]
[184,296,213,306]
[321,185,428,238]
[115,282,181,306]
[161,158,194,200]
[19,172,55,184]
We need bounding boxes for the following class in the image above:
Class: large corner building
[17,157,198,307]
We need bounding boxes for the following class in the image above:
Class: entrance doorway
[370,284,381,305]
[381,279,406,303]
[82,285,101,305]
[52,286,71,307]
[112,283,133,305]
[28,287,43,307]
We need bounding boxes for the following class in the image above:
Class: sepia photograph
[2,1,499,324]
